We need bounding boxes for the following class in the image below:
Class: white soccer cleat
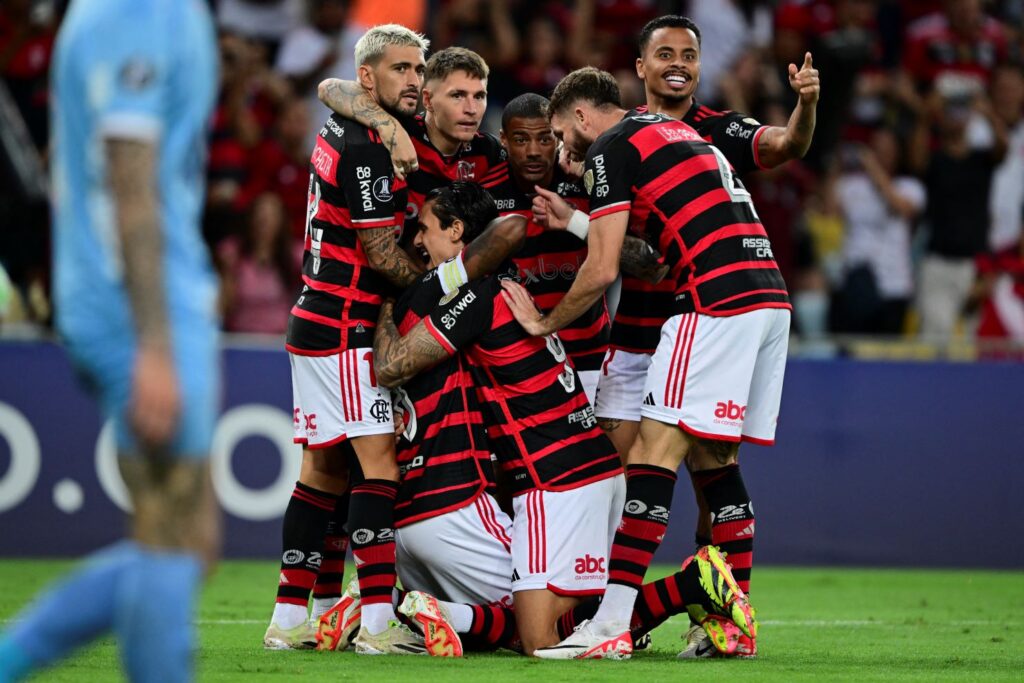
[263,621,318,650]
[353,620,428,655]
[533,619,633,660]
[398,590,464,657]
[677,623,716,659]
[316,577,362,651]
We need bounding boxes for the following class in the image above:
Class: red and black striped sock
[276,482,339,607]
[608,464,677,590]
[694,464,755,594]
[312,491,350,608]
[462,603,517,650]
[347,479,399,607]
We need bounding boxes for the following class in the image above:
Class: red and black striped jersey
[422,266,622,497]
[389,269,494,527]
[482,168,611,372]
[588,112,789,330]
[286,114,406,355]
[399,113,507,240]
[612,103,772,353]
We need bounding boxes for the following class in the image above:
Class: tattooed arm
[357,226,425,288]
[106,138,179,448]
[463,215,527,279]
[374,300,452,387]
[318,78,418,179]
[620,236,669,284]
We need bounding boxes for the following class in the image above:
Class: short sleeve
[704,111,768,174]
[584,131,638,220]
[88,26,170,140]
[339,140,398,228]
[425,281,494,354]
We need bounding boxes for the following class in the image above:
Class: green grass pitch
[1,560,1021,681]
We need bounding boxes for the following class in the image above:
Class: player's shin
[348,480,401,633]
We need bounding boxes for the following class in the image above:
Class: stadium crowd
[1,0,1023,351]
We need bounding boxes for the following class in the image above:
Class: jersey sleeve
[339,139,399,229]
[584,131,639,220]
[86,16,171,141]
[424,280,494,354]
[704,111,769,174]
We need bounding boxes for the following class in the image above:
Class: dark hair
[501,93,550,130]
[425,47,489,84]
[425,181,499,244]
[638,15,702,55]
[548,67,621,117]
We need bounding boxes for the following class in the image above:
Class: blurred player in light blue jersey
[0,1,219,681]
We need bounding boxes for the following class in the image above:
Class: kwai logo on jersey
[441,290,477,329]
[591,154,609,197]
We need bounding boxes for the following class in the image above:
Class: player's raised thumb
[534,185,559,201]
[803,52,813,69]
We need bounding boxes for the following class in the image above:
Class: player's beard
[381,89,420,119]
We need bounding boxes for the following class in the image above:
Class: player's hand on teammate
[788,52,819,106]
[500,280,550,337]
[532,186,574,230]
[130,342,180,449]
[389,125,419,180]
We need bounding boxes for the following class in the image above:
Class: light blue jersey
[50,0,219,455]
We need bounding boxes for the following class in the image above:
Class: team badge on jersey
[373,176,392,202]
[457,160,477,180]
[583,169,595,195]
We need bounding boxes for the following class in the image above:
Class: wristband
[567,209,590,240]
[437,251,469,294]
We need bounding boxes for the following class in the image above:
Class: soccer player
[0,1,218,680]
[318,46,507,239]
[485,93,668,405]
[540,15,819,658]
[373,182,622,656]
[372,182,755,658]
[270,24,430,655]
[501,67,788,659]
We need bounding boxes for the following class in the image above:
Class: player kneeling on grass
[362,182,756,657]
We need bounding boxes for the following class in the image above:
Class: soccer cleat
[263,621,318,650]
[634,632,652,651]
[316,578,361,651]
[681,545,757,654]
[398,591,464,657]
[533,619,632,660]
[678,622,757,659]
[353,620,428,655]
[677,623,716,659]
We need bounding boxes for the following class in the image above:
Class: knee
[684,437,740,472]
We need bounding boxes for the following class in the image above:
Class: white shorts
[511,474,625,596]
[396,493,513,606]
[578,369,599,407]
[290,349,394,448]
[593,349,652,421]
[642,309,790,444]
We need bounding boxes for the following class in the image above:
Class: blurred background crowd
[1,0,1023,358]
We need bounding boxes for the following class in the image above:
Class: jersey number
[394,386,417,443]
[305,173,324,274]
[544,334,576,393]
[709,146,760,222]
